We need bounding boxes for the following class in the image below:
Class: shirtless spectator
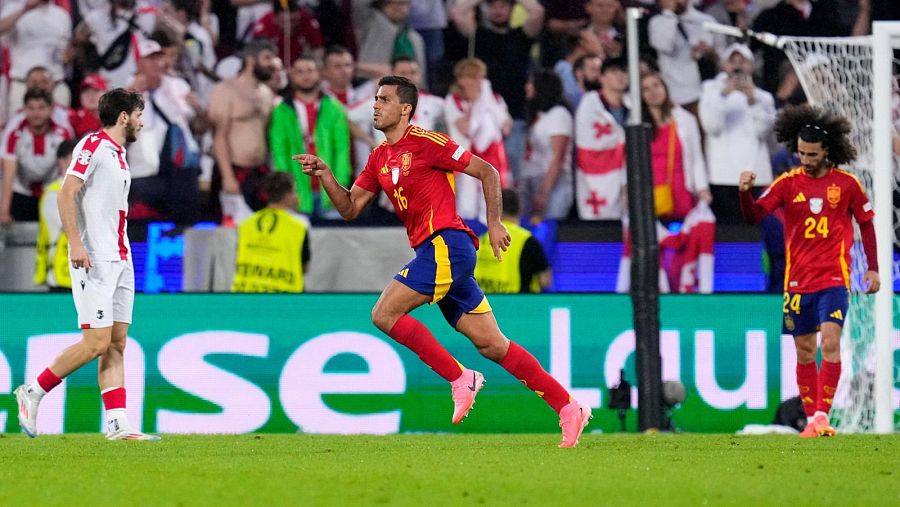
[208,39,276,223]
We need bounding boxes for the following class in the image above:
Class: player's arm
[738,170,775,224]
[859,219,880,293]
[57,174,91,269]
[852,182,880,293]
[463,155,511,261]
[293,154,376,221]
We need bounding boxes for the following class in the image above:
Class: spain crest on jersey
[827,184,841,207]
[400,152,412,176]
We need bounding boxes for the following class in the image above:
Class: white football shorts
[69,259,135,329]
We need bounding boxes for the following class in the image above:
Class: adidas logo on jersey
[793,192,807,203]
[830,310,843,320]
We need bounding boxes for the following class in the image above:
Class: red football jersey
[756,167,874,293]
[355,125,478,248]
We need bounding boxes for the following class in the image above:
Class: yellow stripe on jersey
[446,171,455,194]
[410,129,448,146]
[765,167,803,199]
[431,235,452,303]
[839,240,850,288]
[428,207,434,235]
[783,241,792,292]
[834,168,867,194]
[412,126,448,143]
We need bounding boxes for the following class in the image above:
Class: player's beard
[124,118,139,143]
[296,84,319,95]
[583,78,602,92]
[253,62,273,83]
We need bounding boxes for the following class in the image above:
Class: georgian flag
[616,203,716,294]
[575,91,626,220]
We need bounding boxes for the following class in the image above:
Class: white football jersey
[65,130,132,261]
[412,92,446,133]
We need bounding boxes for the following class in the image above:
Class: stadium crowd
[0,0,898,293]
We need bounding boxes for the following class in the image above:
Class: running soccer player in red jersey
[294,76,591,447]
[739,104,880,438]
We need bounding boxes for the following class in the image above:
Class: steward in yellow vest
[232,172,311,293]
[35,140,77,290]
[34,179,71,289]
[475,189,551,293]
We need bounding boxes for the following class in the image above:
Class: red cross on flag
[575,91,626,220]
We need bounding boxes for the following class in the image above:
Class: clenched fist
[738,171,756,192]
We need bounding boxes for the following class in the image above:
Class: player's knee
[371,307,396,334]
[85,338,111,358]
[108,337,126,355]
[820,337,840,358]
[795,345,816,363]
[476,336,509,362]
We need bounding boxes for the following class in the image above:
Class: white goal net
[778,30,899,432]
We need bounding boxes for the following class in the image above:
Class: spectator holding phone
[698,43,775,224]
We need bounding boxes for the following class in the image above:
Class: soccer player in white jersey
[14,88,160,441]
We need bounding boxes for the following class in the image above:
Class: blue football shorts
[782,286,849,336]
[394,229,492,328]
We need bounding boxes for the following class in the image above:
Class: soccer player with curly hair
[739,104,880,437]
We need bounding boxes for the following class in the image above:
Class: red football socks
[817,360,841,414]
[37,368,62,394]
[499,341,570,414]
[102,387,126,411]
[796,361,818,417]
[389,315,463,382]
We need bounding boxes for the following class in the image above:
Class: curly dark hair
[773,104,857,166]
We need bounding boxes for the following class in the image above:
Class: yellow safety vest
[475,220,540,293]
[232,207,308,293]
[34,180,71,289]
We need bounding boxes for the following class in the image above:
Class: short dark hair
[98,88,145,128]
[240,38,277,60]
[57,139,77,160]
[378,75,418,118]
[324,45,351,61]
[502,189,520,217]
[151,28,176,49]
[25,66,51,80]
[23,87,53,106]
[264,171,296,204]
[573,54,600,74]
[601,57,628,74]
[391,55,416,68]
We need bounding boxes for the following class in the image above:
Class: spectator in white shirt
[698,43,775,224]
[0,0,72,113]
[127,38,203,223]
[648,0,724,114]
[0,88,73,223]
[520,69,574,223]
[81,0,158,89]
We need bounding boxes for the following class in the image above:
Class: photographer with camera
[698,43,775,225]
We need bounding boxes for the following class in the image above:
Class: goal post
[870,21,899,435]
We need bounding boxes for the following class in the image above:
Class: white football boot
[14,385,40,438]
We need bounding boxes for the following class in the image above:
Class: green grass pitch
[1,433,897,506]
